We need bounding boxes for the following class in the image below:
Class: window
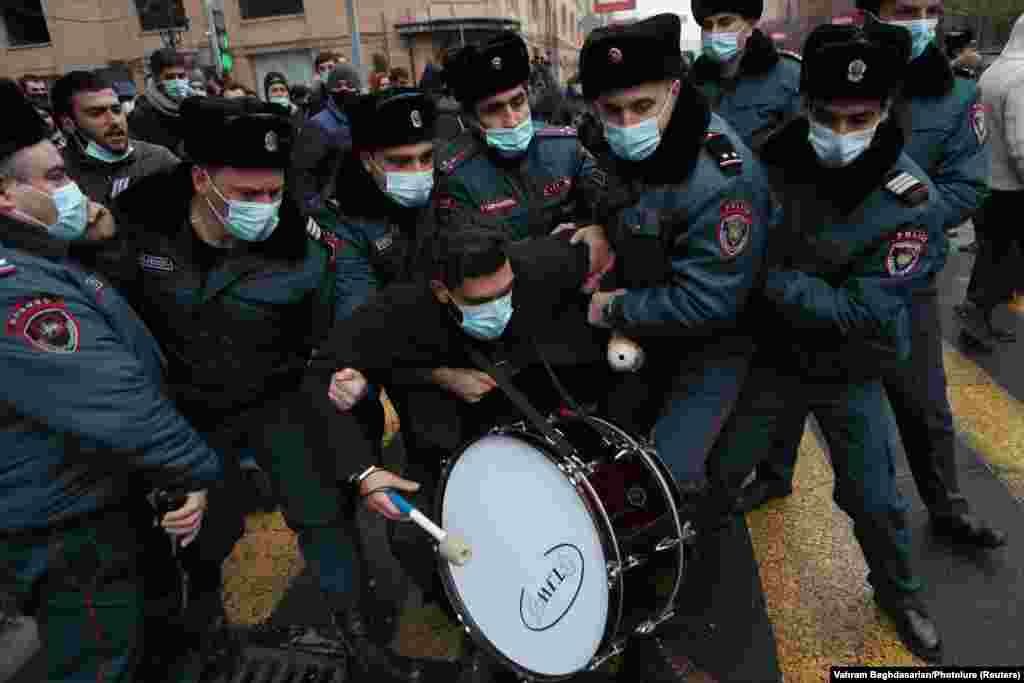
[2,0,52,46]
[134,0,188,31]
[239,0,304,20]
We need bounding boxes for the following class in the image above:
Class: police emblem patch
[718,200,752,258]
[609,47,623,64]
[492,56,503,70]
[138,254,176,273]
[970,103,988,145]
[848,59,867,83]
[265,131,279,152]
[0,258,16,277]
[411,109,423,128]
[885,230,928,277]
[6,294,81,353]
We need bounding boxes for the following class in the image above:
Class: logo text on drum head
[519,544,585,632]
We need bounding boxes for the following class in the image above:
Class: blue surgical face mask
[485,117,535,156]
[603,89,672,162]
[206,176,281,242]
[162,78,190,101]
[889,18,938,61]
[269,95,292,109]
[85,139,133,164]
[807,118,879,168]
[49,182,90,240]
[384,170,434,208]
[702,31,741,63]
[457,291,514,341]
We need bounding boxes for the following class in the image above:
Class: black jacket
[128,95,185,156]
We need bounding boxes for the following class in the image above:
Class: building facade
[1,0,586,95]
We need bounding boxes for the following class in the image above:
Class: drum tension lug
[589,639,627,671]
[607,555,643,582]
[636,609,677,635]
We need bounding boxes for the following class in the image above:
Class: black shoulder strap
[703,132,743,177]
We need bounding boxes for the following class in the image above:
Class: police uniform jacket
[0,212,221,533]
[62,138,179,206]
[894,44,990,230]
[435,125,597,241]
[585,84,774,348]
[325,153,425,320]
[88,163,342,431]
[754,116,947,381]
[308,237,608,456]
[691,29,802,149]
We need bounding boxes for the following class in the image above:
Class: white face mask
[384,170,434,208]
[807,118,880,168]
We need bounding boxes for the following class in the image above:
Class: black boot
[455,645,518,683]
[874,593,942,663]
[955,303,996,352]
[734,478,793,514]
[932,513,1008,549]
[334,607,458,682]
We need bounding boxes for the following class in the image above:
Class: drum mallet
[386,491,473,566]
[608,331,645,372]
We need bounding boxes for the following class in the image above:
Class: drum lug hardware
[613,447,632,462]
[607,554,642,582]
[655,536,681,552]
[636,609,677,635]
[589,640,627,670]
[682,521,697,544]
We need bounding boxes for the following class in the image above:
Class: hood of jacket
[1002,14,1024,58]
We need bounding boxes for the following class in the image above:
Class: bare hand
[588,289,627,328]
[328,368,369,412]
[571,225,615,293]
[160,490,207,548]
[433,367,498,403]
[85,201,116,241]
[360,470,421,521]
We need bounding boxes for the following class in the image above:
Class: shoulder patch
[138,254,176,273]
[306,218,342,267]
[704,132,743,177]
[6,294,81,353]
[969,103,989,145]
[884,171,930,207]
[0,258,17,277]
[110,177,131,199]
[535,126,578,138]
[718,200,753,258]
[438,140,481,176]
[778,49,802,62]
[885,229,929,277]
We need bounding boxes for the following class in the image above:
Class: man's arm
[930,86,991,228]
[0,286,221,490]
[1005,77,1024,182]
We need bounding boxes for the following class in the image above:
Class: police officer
[579,14,775,681]
[91,96,452,681]
[51,70,179,206]
[328,88,438,319]
[710,22,946,660]
[435,31,598,241]
[690,0,803,148]
[0,80,220,683]
[741,0,1006,550]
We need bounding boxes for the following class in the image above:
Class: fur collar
[902,44,955,98]
[692,29,781,84]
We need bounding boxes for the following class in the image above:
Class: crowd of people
[1,1,1022,682]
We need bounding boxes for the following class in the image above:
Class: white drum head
[441,434,610,677]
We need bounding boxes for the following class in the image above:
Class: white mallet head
[438,534,473,566]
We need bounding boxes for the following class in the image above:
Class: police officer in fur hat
[946,29,981,79]
[579,14,777,681]
[87,95,455,681]
[690,0,803,148]
[717,21,949,661]
[0,78,221,683]
[742,0,1005,552]
[435,30,601,242]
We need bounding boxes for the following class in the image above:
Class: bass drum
[436,414,689,681]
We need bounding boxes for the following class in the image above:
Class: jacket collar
[64,137,137,171]
[143,80,181,118]
[0,211,69,260]
[902,43,954,98]
[692,29,781,84]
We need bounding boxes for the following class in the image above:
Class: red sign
[594,0,637,13]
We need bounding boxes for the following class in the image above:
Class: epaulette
[535,126,578,138]
[438,139,481,176]
[884,170,930,207]
[778,49,802,62]
[0,257,16,278]
[703,132,743,177]
[306,218,342,266]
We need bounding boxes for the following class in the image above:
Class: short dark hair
[51,70,114,121]
[18,75,45,91]
[419,223,509,288]
[150,48,187,77]
[315,51,338,69]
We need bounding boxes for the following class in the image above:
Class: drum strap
[467,346,579,461]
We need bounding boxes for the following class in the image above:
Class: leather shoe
[334,607,458,682]
[624,635,718,682]
[932,513,1007,548]
[874,598,942,663]
[734,479,792,514]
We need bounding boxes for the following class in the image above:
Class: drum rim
[435,422,623,682]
